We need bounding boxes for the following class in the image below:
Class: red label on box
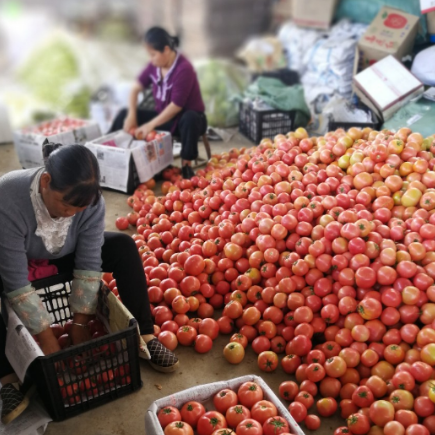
[383,13,408,29]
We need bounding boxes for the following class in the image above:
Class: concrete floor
[0,137,341,435]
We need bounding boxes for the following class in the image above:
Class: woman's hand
[135,122,155,140]
[70,313,93,346]
[37,328,61,355]
[123,112,137,132]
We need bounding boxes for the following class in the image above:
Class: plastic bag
[278,22,324,73]
[194,59,250,128]
[301,20,367,113]
[382,97,435,138]
[411,46,435,86]
[239,77,311,128]
[323,96,376,123]
[236,37,287,73]
[335,0,427,38]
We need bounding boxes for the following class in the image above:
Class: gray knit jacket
[0,168,105,333]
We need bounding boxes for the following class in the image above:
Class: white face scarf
[29,169,74,255]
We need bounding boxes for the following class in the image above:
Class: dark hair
[43,143,101,207]
[144,27,179,52]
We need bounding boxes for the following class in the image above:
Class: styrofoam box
[145,375,306,435]
[14,120,101,169]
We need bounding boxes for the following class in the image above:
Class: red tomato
[305,415,321,430]
[164,421,194,435]
[258,351,279,372]
[316,398,337,417]
[405,425,430,435]
[369,400,395,427]
[236,419,263,435]
[237,382,264,408]
[197,411,227,435]
[225,405,251,429]
[115,217,129,230]
[199,318,220,340]
[352,386,374,408]
[176,325,197,346]
[194,334,213,354]
[347,413,370,435]
[281,354,301,374]
[279,381,299,401]
[288,401,307,423]
[295,391,314,409]
[251,400,278,425]
[180,401,206,428]
[213,390,238,414]
[158,406,182,428]
[158,331,178,351]
[262,417,290,435]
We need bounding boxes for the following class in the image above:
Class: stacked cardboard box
[140,0,273,58]
[292,0,339,30]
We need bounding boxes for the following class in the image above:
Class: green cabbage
[17,37,90,118]
[194,59,250,128]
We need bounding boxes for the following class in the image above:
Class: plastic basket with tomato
[145,375,306,435]
[239,102,296,144]
[21,273,142,421]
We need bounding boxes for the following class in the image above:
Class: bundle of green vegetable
[194,59,250,128]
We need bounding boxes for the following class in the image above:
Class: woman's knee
[104,232,138,258]
[179,110,201,127]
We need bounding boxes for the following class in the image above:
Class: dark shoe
[187,166,195,179]
[0,383,30,425]
[140,338,179,373]
[182,165,194,180]
[182,165,189,179]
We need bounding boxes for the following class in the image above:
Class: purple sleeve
[171,67,195,108]
[137,63,153,88]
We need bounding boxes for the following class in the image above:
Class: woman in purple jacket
[110,27,207,180]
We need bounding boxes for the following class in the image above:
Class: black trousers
[0,232,153,379]
[110,108,207,161]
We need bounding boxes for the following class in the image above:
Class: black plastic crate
[329,120,381,131]
[25,273,142,421]
[239,102,296,143]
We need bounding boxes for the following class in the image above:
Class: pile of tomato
[22,117,88,136]
[112,126,435,434]
[158,381,295,435]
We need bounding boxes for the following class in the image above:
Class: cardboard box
[353,55,424,122]
[85,130,173,193]
[292,0,339,30]
[428,11,435,33]
[14,119,101,169]
[145,375,306,435]
[357,7,420,69]
[273,0,293,25]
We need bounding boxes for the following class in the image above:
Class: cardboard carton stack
[140,0,273,59]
